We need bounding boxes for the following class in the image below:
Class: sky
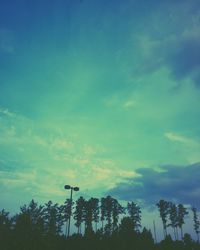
[0,0,200,235]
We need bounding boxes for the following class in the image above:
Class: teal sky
[0,0,200,221]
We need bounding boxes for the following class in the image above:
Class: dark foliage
[0,197,200,250]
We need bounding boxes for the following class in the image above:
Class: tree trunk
[180,226,183,239]
[173,227,176,240]
[176,227,179,240]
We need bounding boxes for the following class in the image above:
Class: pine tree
[73,196,85,234]
[83,198,96,234]
[0,209,12,230]
[15,200,45,235]
[127,201,141,232]
[192,207,200,242]
[63,198,74,236]
[43,201,64,235]
[177,204,188,239]
[112,198,124,232]
[104,196,114,235]
[14,200,45,249]
[91,198,99,232]
[156,200,170,238]
[0,209,13,246]
[119,216,135,235]
[168,202,178,240]
[100,197,106,231]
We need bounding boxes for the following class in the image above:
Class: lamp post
[64,185,79,237]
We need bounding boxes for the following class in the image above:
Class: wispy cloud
[164,132,200,163]
[122,100,136,109]
[0,107,126,199]
[132,1,200,87]
[164,132,199,146]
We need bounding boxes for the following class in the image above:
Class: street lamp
[64,185,79,237]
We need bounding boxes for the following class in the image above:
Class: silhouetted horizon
[1,196,200,249]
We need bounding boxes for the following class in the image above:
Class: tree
[140,227,154,249]
[168,202,178,240]
[177,204,188,239]
[0,208,12,230]
[192,207,200,242]
[112,198,124,232]
[90,198,99,232]
[15,200,45,235]
[119,216,135,235]
[73,196,85,234]
[62,198,74,236]
[127,202,141,232]
[183,233,193,249]
[102,196,124,235]
[0,209,13,247]
[43,201,64,236]
[156,200,170,238]
[14,200,45,250]
[82,198,94,234]
[100,197,106,231]
[104,196,113,235]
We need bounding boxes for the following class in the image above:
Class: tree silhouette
[101,195,125,235]
[90,198,99,232]
[177,203,188,239]
[127,201,141,232]
[100,197,106,231]
[0,209,13,248]
[1,197,200,250]
[44,201,64,236]
[112,198,124,232]
[73,196,85,234]
[83,198,97,234]
[14,200,45,249]
[119,216,135,235]
[156,199,170,238]
[62,198,74,236]
[140,227,154,249]
[104,196,113,235]
[168,202,178,240]
[192,207,200,242]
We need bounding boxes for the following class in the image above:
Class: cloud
[108,163,200,207]
[0,169,36,190]
[0,107,15,117]
[164,132,199,147]
[164,132,200,163]
[168,31,200,86]
[133,2,200,88]
[122,100,136,109]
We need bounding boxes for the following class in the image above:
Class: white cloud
[118,170,140,178]
[0,170,36,188]
[83,144,97,155]
[0,107,15,117]
[92,167,112,180]
[164,132,200,164]
[164,132,199,147]
[122,100,136,109]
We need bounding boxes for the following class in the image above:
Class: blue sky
[0,0,200,232]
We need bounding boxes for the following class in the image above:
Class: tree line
[0,196,200,250]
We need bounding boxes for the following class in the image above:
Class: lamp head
[64,185,71,190]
